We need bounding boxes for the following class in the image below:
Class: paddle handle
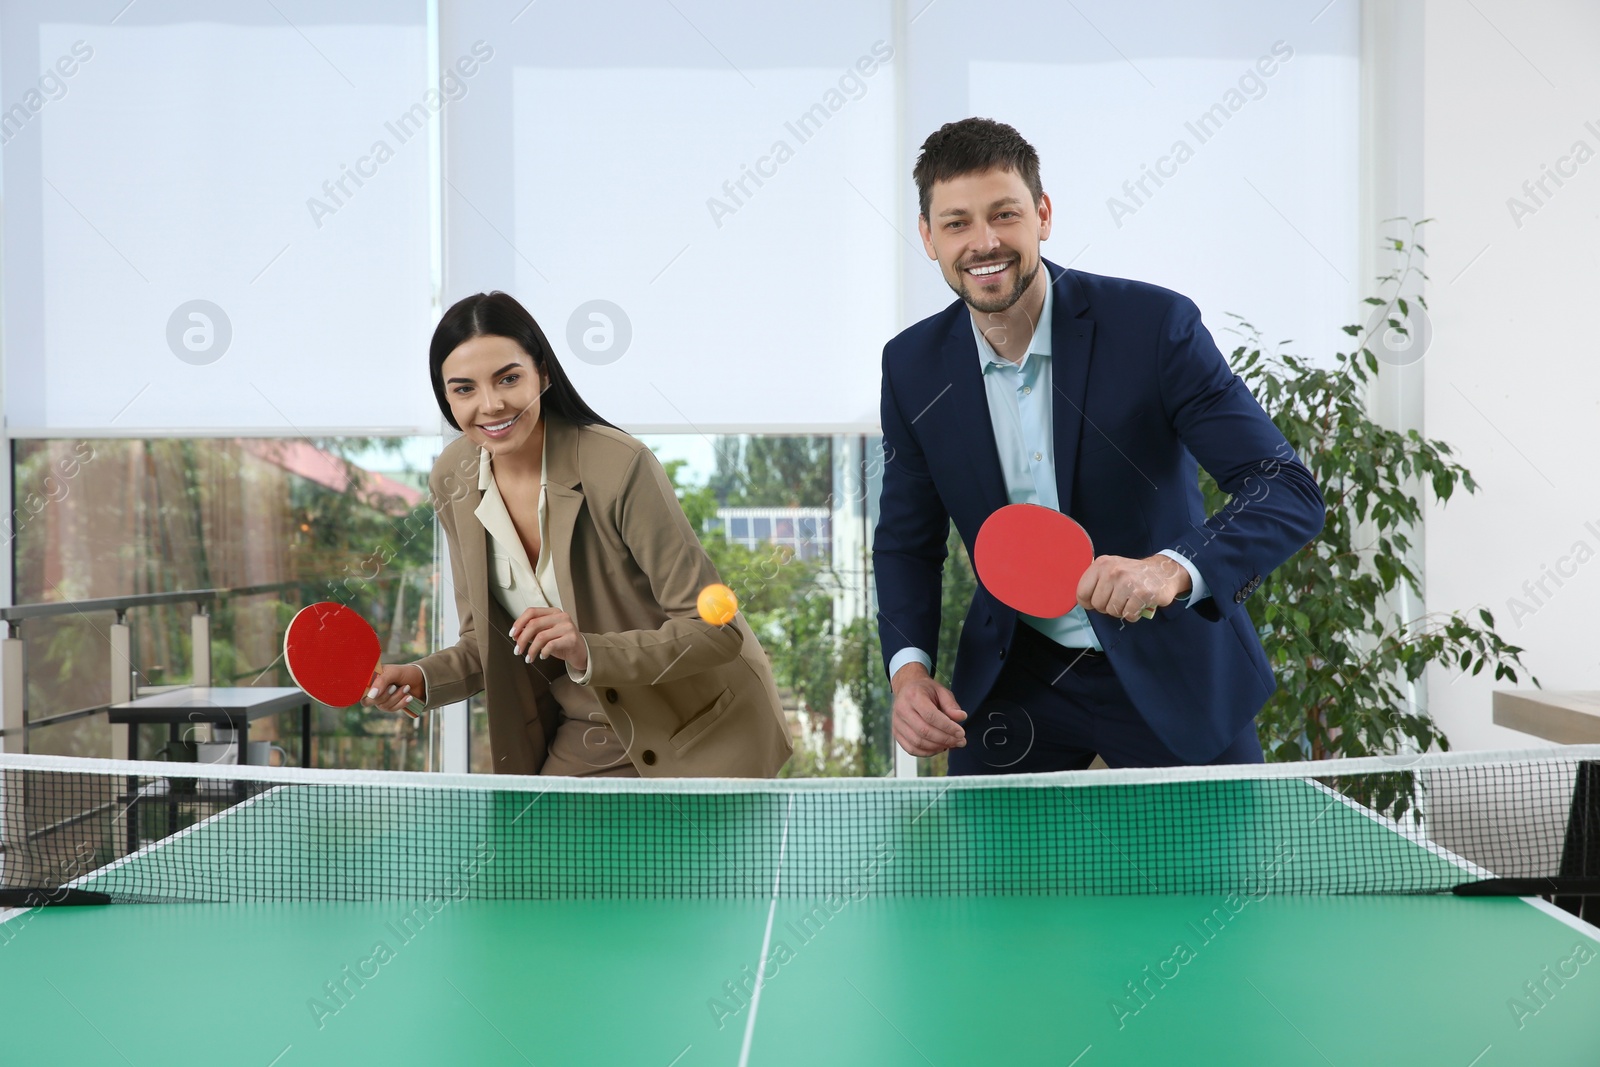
[389,692,425,719]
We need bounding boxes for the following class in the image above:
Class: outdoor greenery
[707,436,833,507]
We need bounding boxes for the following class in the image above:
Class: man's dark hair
[913,117,1043,221]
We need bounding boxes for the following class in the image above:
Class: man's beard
[954,257,1039,313]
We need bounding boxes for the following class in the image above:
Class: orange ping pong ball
[697,583,739,626]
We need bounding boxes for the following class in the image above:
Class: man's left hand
[1077,554,1191,623]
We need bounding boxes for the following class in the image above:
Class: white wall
[1420,0,1600,748]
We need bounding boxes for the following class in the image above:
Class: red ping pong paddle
[973,503,1156,621]
[285,602,422,718]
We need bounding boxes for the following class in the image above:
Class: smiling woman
[363,292,792,778]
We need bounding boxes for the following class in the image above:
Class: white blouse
[473,440,591,684]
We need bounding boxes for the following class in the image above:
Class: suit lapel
[449,453,494,629]
[1049,264,1095,516]
[939,313,1010,517]
[544,484,583,623]
[542,417,585,626]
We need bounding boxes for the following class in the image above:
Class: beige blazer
[414,416,792,777]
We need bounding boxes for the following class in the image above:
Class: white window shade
[968,49,1360,366]
[904,2,1361,369]
[442,2,897,433]
[3,2,439,437]
[4,1,1363,439]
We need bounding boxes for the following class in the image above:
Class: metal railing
[0,582,297,755]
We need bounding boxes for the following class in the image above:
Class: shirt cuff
[567,636,594,685]
[413,661,434,707]
[887,646,933,680]
[1158,549,1209,605]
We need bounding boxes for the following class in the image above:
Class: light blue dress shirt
[887,277,1209,680]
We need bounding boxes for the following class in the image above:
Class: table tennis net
[1,750,1597,909]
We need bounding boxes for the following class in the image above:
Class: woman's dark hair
[429,291,612,431]
[913,117,1043,222]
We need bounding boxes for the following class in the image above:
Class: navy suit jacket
[873,261,1326,763]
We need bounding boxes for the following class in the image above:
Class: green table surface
[5,771,1598,1064]
[3,892,1598,1066]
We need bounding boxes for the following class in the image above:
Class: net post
[1555,761,1600,925]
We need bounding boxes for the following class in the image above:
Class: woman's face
[440,335,547,456]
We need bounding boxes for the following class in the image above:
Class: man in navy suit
[874,118,1325,772]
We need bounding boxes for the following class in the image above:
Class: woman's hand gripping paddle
[285,602,422,718]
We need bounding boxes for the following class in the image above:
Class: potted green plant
[1212,221,1536,761]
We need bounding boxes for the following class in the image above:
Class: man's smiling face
[919,167,1052,314]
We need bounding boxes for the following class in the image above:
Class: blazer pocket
[491,554,515,590]
[668,688,735,754]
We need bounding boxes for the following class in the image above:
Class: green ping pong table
[2,750,1598,1066]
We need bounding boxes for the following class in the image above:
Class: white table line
[738,793,794,1067]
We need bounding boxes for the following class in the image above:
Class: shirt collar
[973,270,1054,373]
[476,428,549,491]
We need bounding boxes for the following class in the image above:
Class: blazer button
[641,749,656,766]
[605,688,619,704]
[998,648,1006,660]
[1234,591,1246,603]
